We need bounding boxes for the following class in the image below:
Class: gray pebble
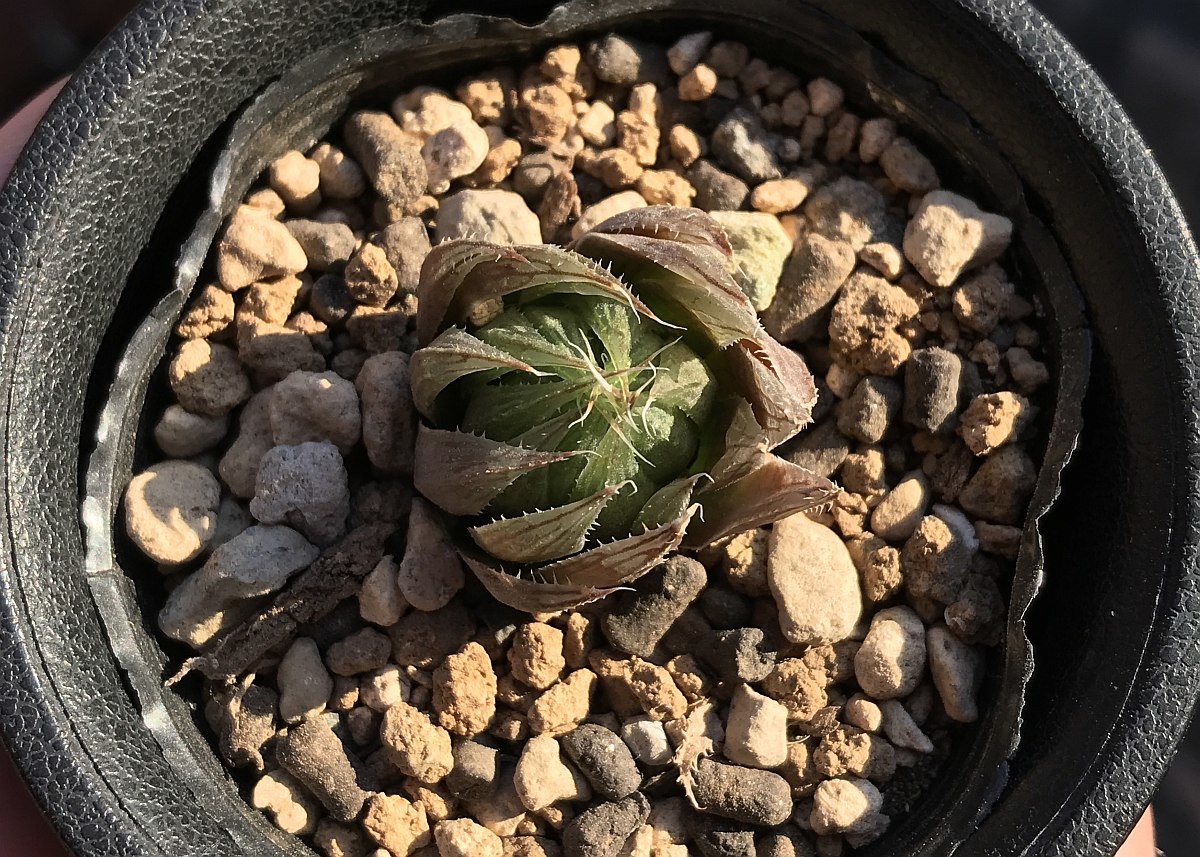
[757,828,817,857]
[513,152,569,201]
[698,587,754,631]
[285,219,356,271]
[586,34,669,86]
[810,375,836,424]
[445,739,499,800]
[702,627,776,684]
[690,758,792,826]
[374,217,431,293]
[309,274,354,326]
[563,793,650,857]
[903,347,961,433]
[694,821,757,857]
[275,717,370,822]
[659,607,716,656]
[711,107,782,183]
[561,724,642,800]
[687,159,750,211]
[778,418,851,479]
[838,376,903,444]
[601,556,707,657]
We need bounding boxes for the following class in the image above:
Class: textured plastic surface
[0,1,1195,857]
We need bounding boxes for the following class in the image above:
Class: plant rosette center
[410,206,836,611]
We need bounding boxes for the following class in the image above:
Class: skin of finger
[0,78,68,187]
[1115,807,1157,857]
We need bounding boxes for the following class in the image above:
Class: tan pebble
[1006,346,1050,393]
[361,664,411,712]
[768,513,863,646]
[277,637,333,723]
[421,119,490,194]
[958,391,1032,456]
[903,190,1013,288]
[522,83,574,146]
[636,170,696,207]
[514,733,592,811]
[433,642,497,736]
[576,101,616,147]
[588,148,643,189]
[269,369,360,453]
[176,284,234,339]
[269,150,321,213]
[824,113,861,163]
[952,268,1014,334]
[901,513,974,604]
[858,117,897,163]
[811,777,886,836]
[380,700,454,781]
[404,779,456,823]
[394,89,473,138]
[761,658,828,721]
[665,654,710,702]
[219,389,275,498]
[251,769,319,835]
[216,205,309,291]
[870,471,931,541]
[678,64,718,101]
[845,695,884,733]
[974,521,1022,559]
[124,461,219,565]
[310,142,367,200]
[721,527,771,596]
[799,114,826,159]
[510,622,567,690]
[854,606,927,699]
[616,110,659,166]
[236,318,325,383]
[828,272,920,376]
[751,178,809,214]
[357,352,415,476]
[813,726,896,783]
[314,819,370,857]
[879,137,939,194]
[780,89,810,126]
[456,74,511,125]
[806,78,844,116]
[845,535,902,604]
[738,57,772,94]
[244,187,286,217]
[363,793,431,856]
[667,124,704,166]
[778,741,821,798]
[169,338,253,417]
[724,684,789,768]
[761,232,857,345]
[860,242,904,279]
[627,658,688,721]
[344,109,427,208]
[434,818,503,857]
[238,275,303,326]
[562,612,597,670]
[527,668,597,735]
[957,444,1037,524]
[153,404,228,458]
[355,549,408,624]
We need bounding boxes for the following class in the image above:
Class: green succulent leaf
[410,207,829,612]
[409,327,547,420]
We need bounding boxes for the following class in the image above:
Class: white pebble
[397,498,464,611]
[926,624,984,722]
[723,684,788,769]
[620,717,672,766]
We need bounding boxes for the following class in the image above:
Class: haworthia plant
[410,206,836,612]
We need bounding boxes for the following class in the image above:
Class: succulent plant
[409,206,835,611]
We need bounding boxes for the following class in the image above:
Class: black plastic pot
[0,1,1197,855]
